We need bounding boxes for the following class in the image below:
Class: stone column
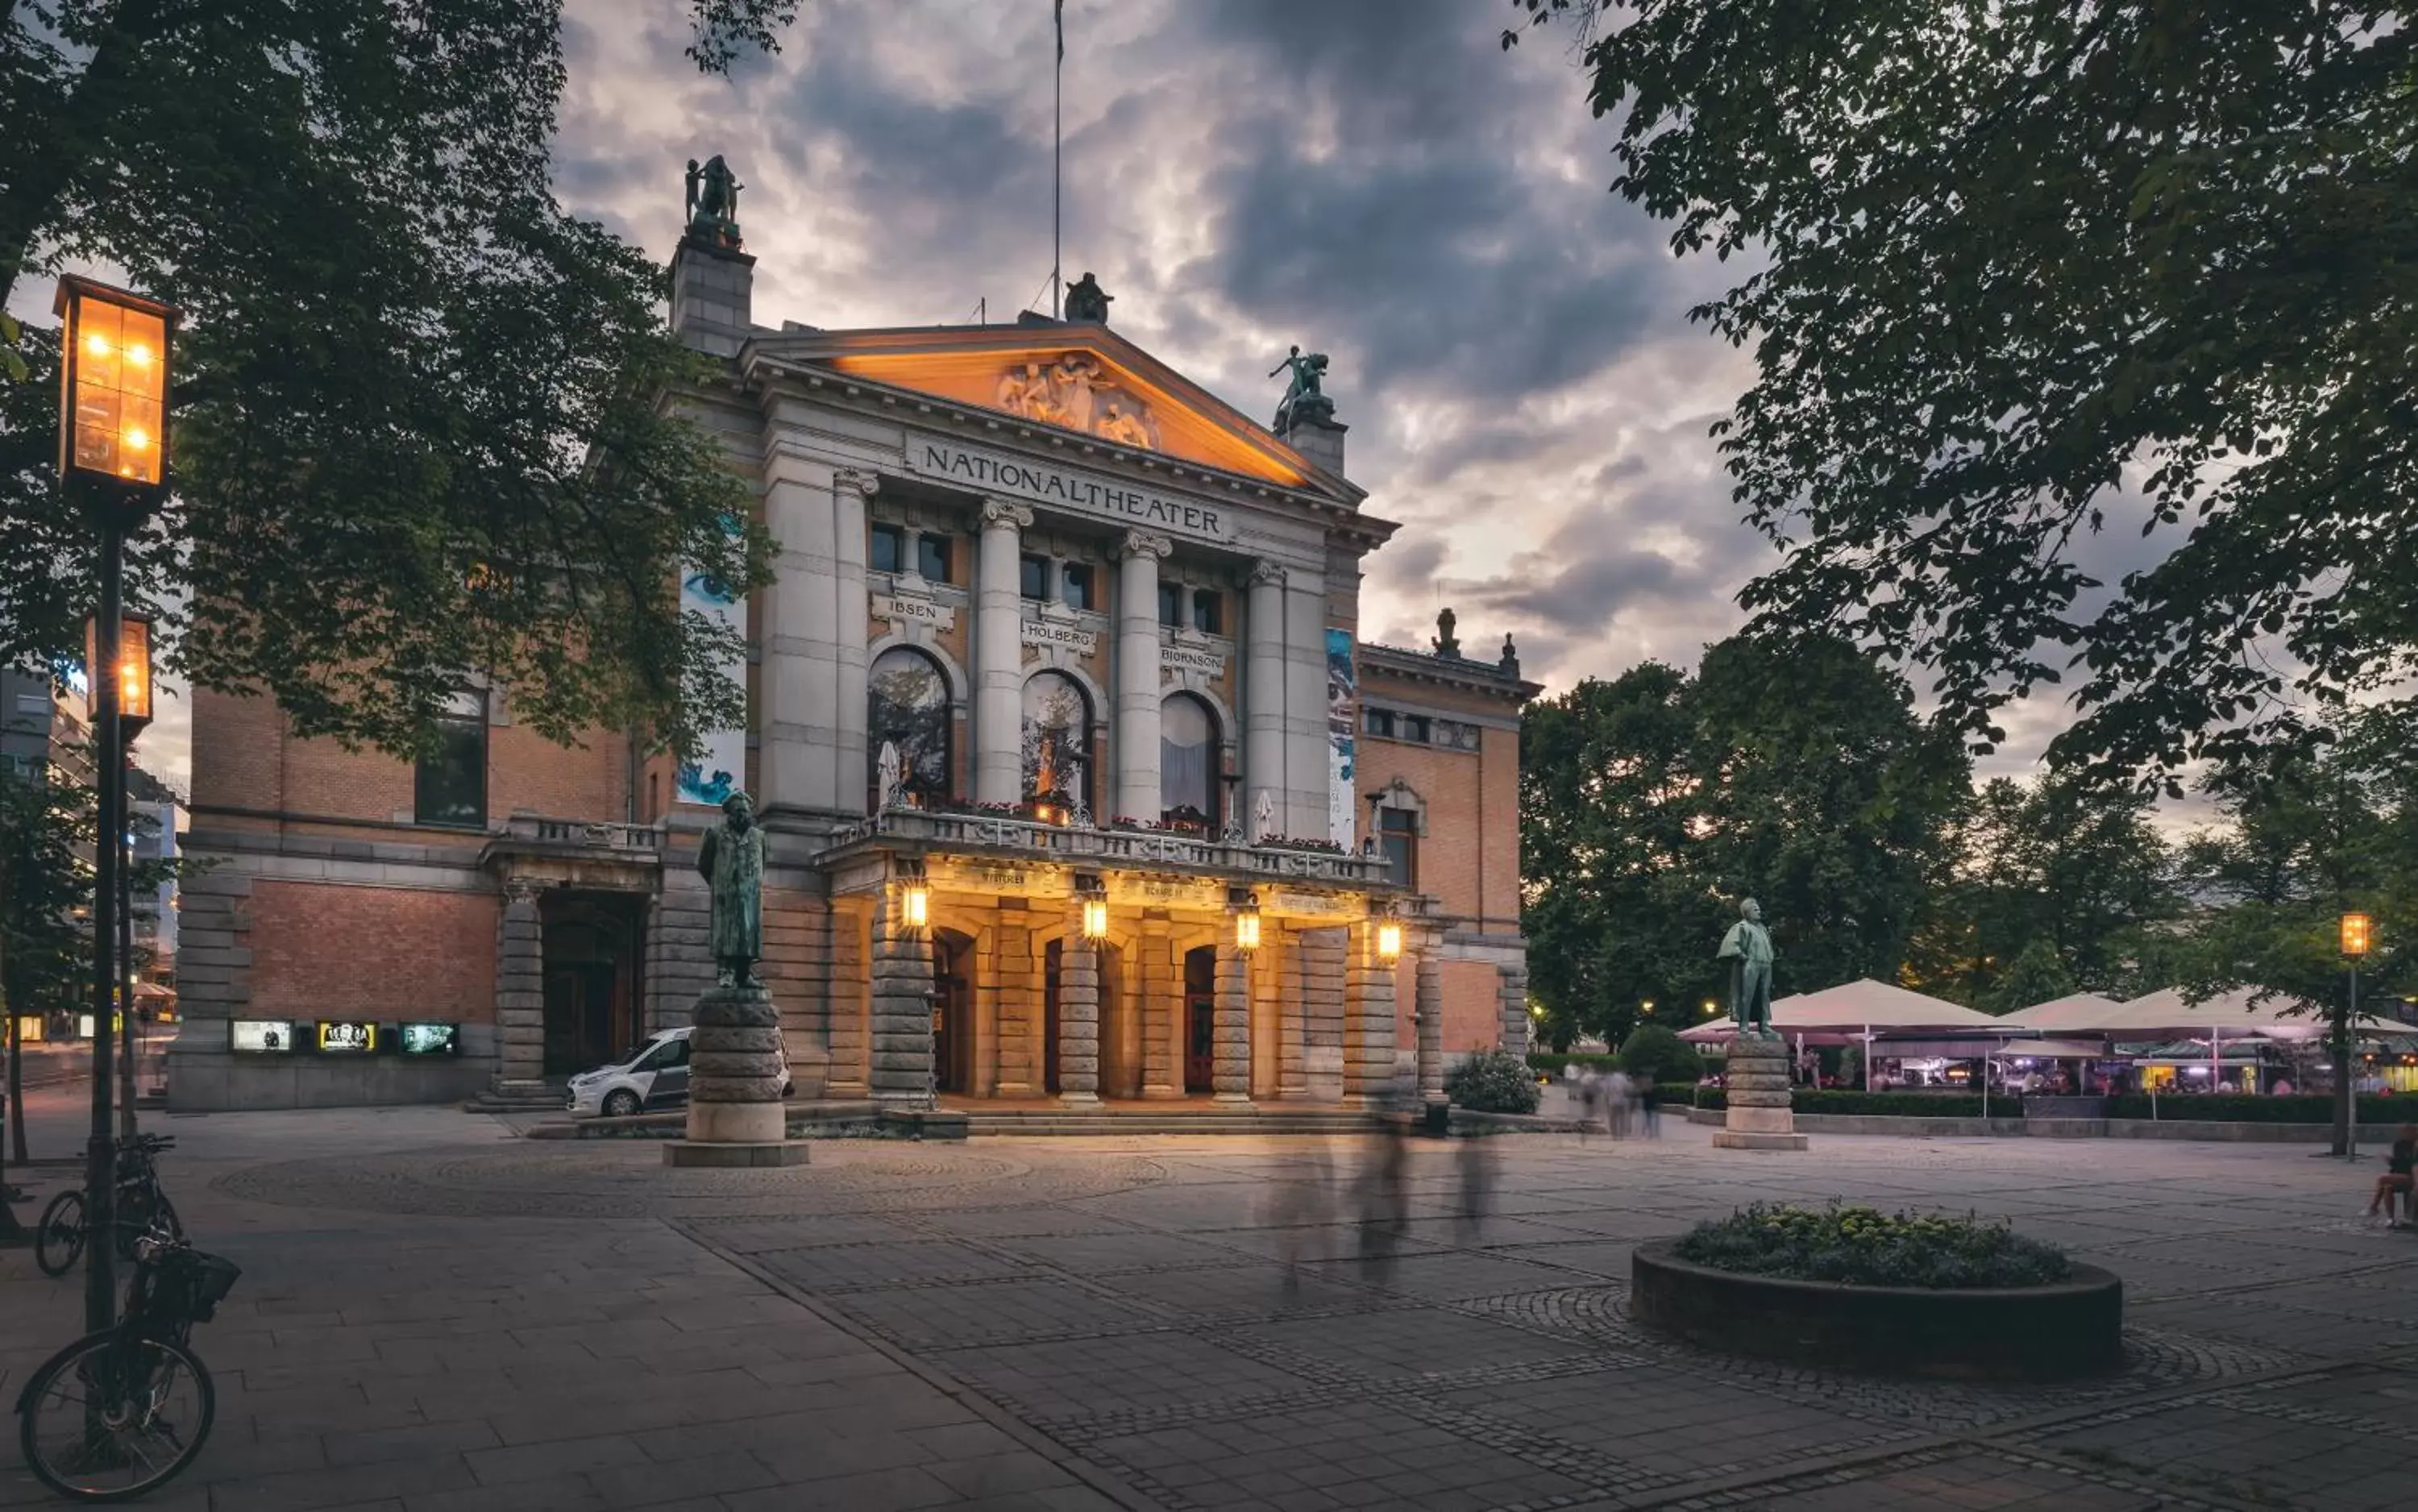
[974,499,1032,805]
[1280,567,1331,841]
[834,470,877,812]
[1115,531,1173,822]
[1058,917,1102,1106]
[868,887,935,1107]
[1715,1036,1809,1151]
[1344,920,1397,1103]
[993,916,1037,1096]
[1244,560,1286,837]
[758,455,839,812]
[1138,915,1179,1099]
[495,879,544,1090]
[1213,934,1252,1103]
[1415,941,1444,1108]
[1498,963,1531,1055]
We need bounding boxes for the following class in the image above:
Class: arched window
[868,647,952,808]
[1022,671,1091,816]
[1160,693,1219,832]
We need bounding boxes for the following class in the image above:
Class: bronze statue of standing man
[697,791,766,987]
[1717,897,1776,1038]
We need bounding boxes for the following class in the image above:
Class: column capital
[834,468,880,499]
[1120,530,1174,563]
[503,877,542,906]
[981,496,1034,530]
[1248,559,1288,588]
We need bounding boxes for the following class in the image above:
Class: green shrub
[1619,1024,1698,1086]
[1689,1089,2010,1117]
[1526,1052,1623,1075]
[1675,1203,2071,1289]
[2106,1093,2418,1124]
[1446,1049,1543,1114]
[1653,1082,1698,1106]
[1697,1088,1727,1110]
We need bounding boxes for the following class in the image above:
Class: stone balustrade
[819,808,1395,887]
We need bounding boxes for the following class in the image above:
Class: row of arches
[867,646,1224,828]
[928,929,1224,1096]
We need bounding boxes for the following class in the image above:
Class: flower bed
[1632,1204,2120,1380]
[1676,1203,2069,1288]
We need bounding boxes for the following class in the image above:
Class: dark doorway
[1043,938,1063,1095]
[1183,945,1216,1094]
[933,929,975,1095]
[541,894,645,1076]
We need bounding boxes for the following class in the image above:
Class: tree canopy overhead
[1,0,781,756]
[1509,2,2418,789]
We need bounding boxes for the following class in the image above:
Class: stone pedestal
[1713,1035,1807,1151]
[665,985,809,1167]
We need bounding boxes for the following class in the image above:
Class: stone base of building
[663,1139,812,1168]
[686,1099,786,1143]
[1712,1129,1810,1151]
[165,1044,498,1112]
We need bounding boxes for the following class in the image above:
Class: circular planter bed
[1631,1240,2123,1381]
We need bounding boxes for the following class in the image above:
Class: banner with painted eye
[677,550,748,807]
[1325,628,1356,848]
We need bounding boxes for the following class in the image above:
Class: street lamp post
[2341,912,2371,1161]
[56,276,176,1337]
[89,613,153,1141]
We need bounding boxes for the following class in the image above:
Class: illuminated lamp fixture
[1701,999,1718,1016]
[1375,912,1403,965]
[84,611,153,738]
[1232,889,1261,953]
[56,276,174,493]
[2342,912,2373,958]
[898,861,930,931]
[1078,875,1109,941]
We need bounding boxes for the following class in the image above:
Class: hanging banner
[1326,627,1356,848]
[677,551,747,806]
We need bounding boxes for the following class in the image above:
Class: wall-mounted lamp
[1232,889,1261,953]
[1078,874,1108,941]
[1376,915,1403,964]
[898,861,929,931]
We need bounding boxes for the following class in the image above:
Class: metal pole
[84,524,123,1335]
[118,783,136,1140]
[2348,965,2360,1161]
[1051,0,1063,318]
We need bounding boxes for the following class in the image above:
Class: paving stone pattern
[2,1107,2413,1510]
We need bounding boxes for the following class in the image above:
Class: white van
[564,1027,791,1119]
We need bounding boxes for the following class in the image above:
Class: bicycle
[15,1225,241,1501]
[35,1135,184,1278]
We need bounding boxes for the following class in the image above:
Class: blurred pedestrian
[1576,1066,1602,1142]
[1604,1068,1633,1138]
[1262,1140,1334,1289]
[1358,1070,1416,1273]
[1638,1078,1662,1139]
[1456,1126,1497,1240]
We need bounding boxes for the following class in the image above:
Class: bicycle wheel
[35,1190,86,1277]
[17,1331,216,1502]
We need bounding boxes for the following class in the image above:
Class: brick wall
[246,879,498,1022]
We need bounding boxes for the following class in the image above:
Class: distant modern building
[126,765,182,995]
[2,666,61,783]
[176,167,1539,1110]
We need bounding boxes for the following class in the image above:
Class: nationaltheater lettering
[908,438,1230,541]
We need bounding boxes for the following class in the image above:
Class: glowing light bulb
[126,343,152,367]
[85,334,110,358]
[124,426,150,452]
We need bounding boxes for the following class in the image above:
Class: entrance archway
[1042,938,1064,1095]
[932,928,975,1095]
[540,894,644,1076]
[1182,945,1216,1094]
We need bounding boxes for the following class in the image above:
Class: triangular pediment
[771,324,1343,496]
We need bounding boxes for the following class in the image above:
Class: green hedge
[1527,1053,1623,1074]
[2107,1094,2418,1124]
[1692,1089,2010,1118]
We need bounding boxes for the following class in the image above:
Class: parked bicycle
[15,1224,241,1500]
[35,1135,184,1278]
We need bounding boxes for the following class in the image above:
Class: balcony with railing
[480,813,665,872]
[817,806,1395,888]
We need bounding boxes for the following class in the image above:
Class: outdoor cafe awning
[1681,979,2009,1042]
[1997,993,2128,1033]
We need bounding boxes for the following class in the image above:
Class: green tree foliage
[1521,635,1967,1045]
[1616,1022,1696,1086]
[1,1,783,758]
[1507,2,2418,787]
[1908,771,2177,1007]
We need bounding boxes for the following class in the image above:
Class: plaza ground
[1,1090,2412,1512]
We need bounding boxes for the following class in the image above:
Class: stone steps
[463,1083,571,1114]
[964,1106,1381,1137]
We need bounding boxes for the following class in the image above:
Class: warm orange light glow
[901,882,930,930]
[1376,920,1402,963]
[1081,896,1109,941]
[2343,912,2373,957]
[1234,904,1261,953]
[85,613,153,728]
[56,277,173,488]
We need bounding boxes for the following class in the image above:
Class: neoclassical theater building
[171,187,1538,1111]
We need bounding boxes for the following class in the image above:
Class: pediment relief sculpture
[995,352,1162,451]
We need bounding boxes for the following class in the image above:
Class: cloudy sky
[143,0,2089,796]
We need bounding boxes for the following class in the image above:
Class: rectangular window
[916,533,952,584]
[870,524,905,575]
[414,690,488,830]
[1158,584,1184,627]
[1362,708,1394,739]
[1381,807,1418,889]
[1020,554,1050,600]
[1399,714,1431,744]
[1191,589,1222,634]
[1062,563,1094,611]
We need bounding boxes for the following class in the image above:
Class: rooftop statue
[1064,272,1112,323]
[1432,608,1460,659]
[1268,345,1334,434]
[697,791,766,987]
[684,155,744,248]
[1717,898,1776,1039]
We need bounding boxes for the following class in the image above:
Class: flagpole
[1052,0,1064,318]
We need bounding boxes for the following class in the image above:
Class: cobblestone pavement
[3,1103,2413,1511]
